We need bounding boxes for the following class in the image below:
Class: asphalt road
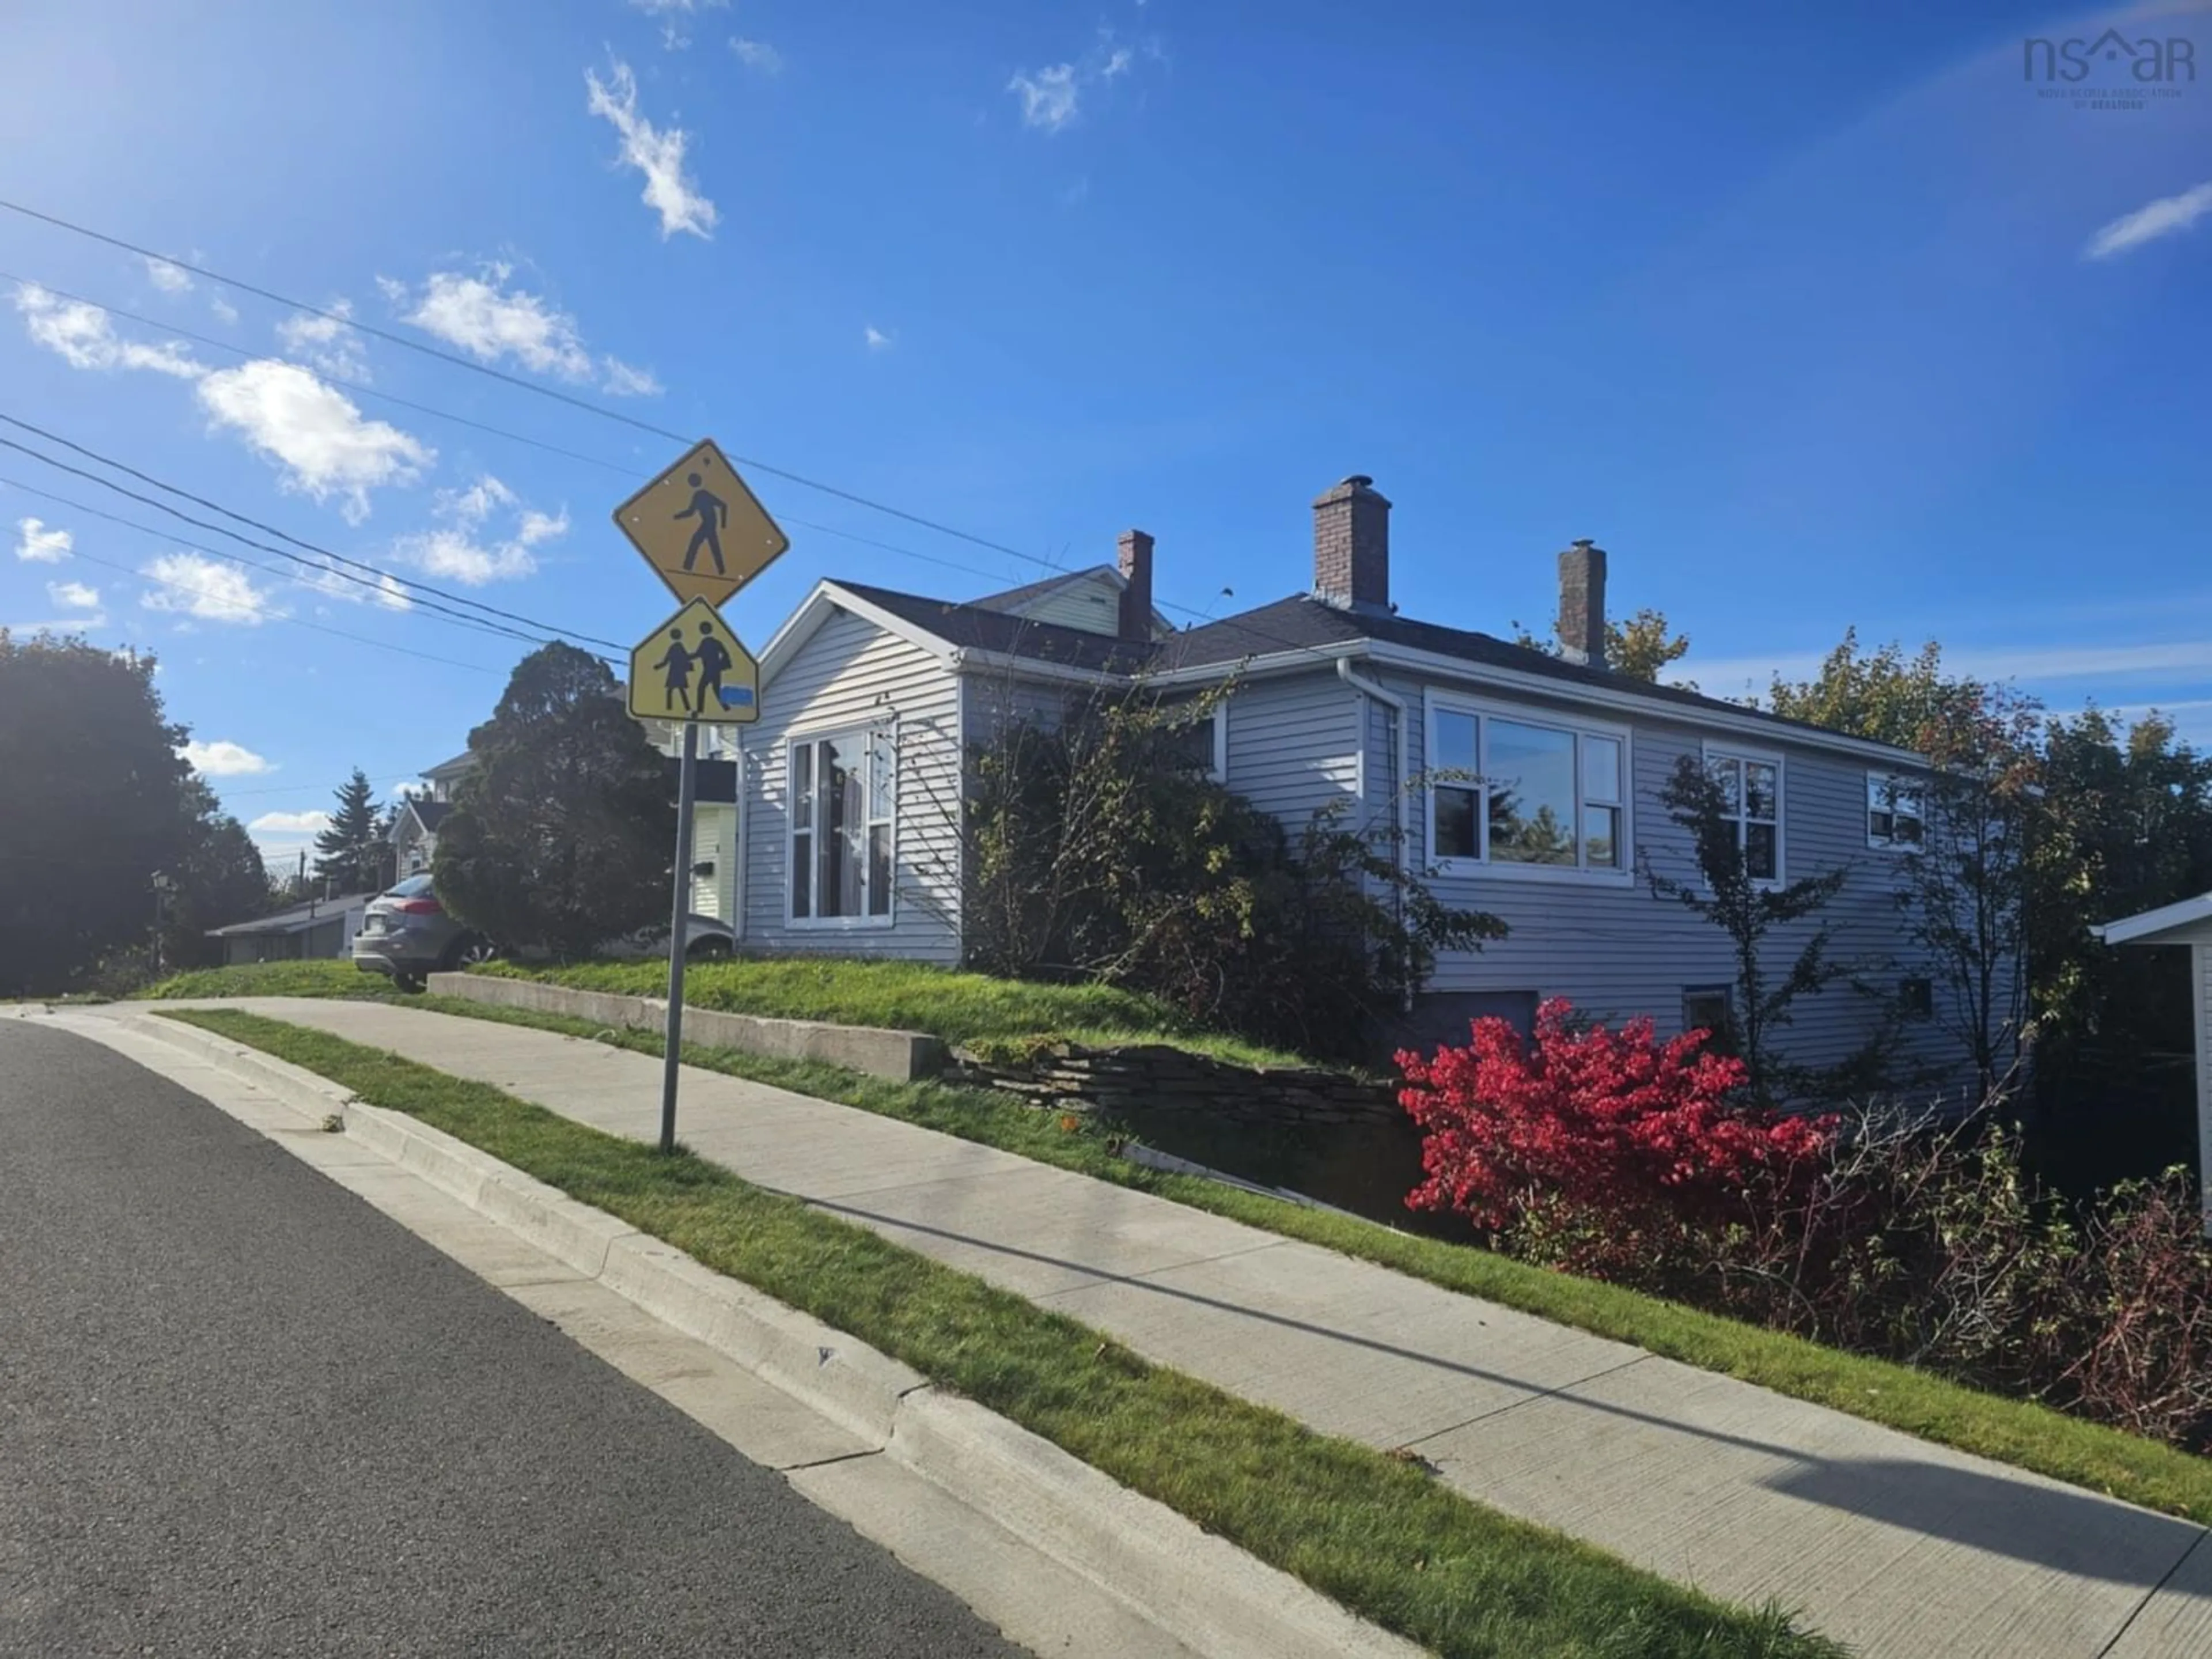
[0,1020,1024,1658]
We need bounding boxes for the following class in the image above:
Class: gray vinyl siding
[1347,665,1969,1090]
[1008,573,1123,635]
[739,608,963,963]
[1221,673,1362,838]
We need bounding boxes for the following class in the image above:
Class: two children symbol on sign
[650,618,737,716]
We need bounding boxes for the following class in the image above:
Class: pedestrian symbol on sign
[674,473,729,576]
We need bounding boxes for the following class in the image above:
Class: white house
[2093,893,2212,1232]
[694,472,1981,1078]
[389,749,479,877]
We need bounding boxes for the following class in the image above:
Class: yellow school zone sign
[628,598,760,725]
[612,438,789,608]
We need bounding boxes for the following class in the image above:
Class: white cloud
[730,37,782,73]
[276,299,370,382]
[14,282,203,377]
[140,551,279,625]
[47,580,99,609]
[2085,181,2212,260]
[863,325,892,351]
[209,293,240,325]
[296,558,414,611]
[373,274,409,304]
[14,517,72,563]
[1102,46,1133,78]
[1009,64,1079,132]
[517,506,571,546]
[143,256,193,294]
[626,0,721,12]
[183,739,275,777]
[392,475,566,585]
[2,613,104,634]
[600,355,663,396]
[196,359,433,522]
[585,60,719,239]
[399,266,593,378]
[248,809,331,836]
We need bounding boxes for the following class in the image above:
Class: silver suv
[352,874,496,991]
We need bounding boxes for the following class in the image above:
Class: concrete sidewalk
[146,998,2212,1658]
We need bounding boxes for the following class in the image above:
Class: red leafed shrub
[1399,998,1833,1240]
[1398,995,2212,1453]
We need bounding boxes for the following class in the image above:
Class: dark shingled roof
[206,892,377,938]
[1156,593,1882,745]
[836,579,1157,673]
[407,799,452,832]
[836,579,1906,753]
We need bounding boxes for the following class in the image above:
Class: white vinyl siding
[741,608,961,962]
[689,802,737,921]
[1366,665,1970,1093]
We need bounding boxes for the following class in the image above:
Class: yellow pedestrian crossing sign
[629,598,759,725]
[613,438,788,608]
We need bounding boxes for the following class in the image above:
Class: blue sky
[3,0,2209,867]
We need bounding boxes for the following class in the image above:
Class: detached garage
[2096,892,2212,1235]
[207,892,373,965]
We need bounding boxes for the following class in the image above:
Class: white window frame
[1159,696,1228,784]
[1866,770,1927,852]
[1421,691,1634,885]
[785,721,898,930]
[1700,742,1786,888]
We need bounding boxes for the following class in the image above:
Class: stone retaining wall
[945,1041,1404,1130]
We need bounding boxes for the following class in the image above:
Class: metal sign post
[618,435,785,1158]
[660,718,700,1154]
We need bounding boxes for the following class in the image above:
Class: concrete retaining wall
[427,973,945,1082]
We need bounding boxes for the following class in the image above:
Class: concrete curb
[425,973,947,1082]
[120,1010,1420,1659]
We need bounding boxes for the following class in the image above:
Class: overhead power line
[0,474,506,676]
[0,198,1099,581]
[0,412,625,651]
[0,428,620,664]
[0,216,1376,679]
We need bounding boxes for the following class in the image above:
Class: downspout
[1336,658,1412,1014]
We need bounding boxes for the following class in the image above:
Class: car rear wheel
[444,935,501,971]
[687,935,733,961]
[392,971,426,994]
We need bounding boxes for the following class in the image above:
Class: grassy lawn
[471,956,1316,1068]
[167,1006,1839,1659]
[358,991,2212,1528]
[138,960,396,1001]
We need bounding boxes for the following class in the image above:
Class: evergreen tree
[313,768,387,893]
[434,643,675,960]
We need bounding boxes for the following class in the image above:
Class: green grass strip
[145,965,2212,1525]
[469,956,1319,1069]
[400,993,2212,1527]
[168,1006,1838,1659]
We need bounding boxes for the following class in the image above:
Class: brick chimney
[1116,528,1154,642]
[1312,475,1391,612]
[1556,540,1608,669]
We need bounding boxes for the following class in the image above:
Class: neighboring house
[391,749,479,877]
[2093,893,2212,1234]
[206,891,373,965]
[396,738,741,925]
[712,473,1968,1082]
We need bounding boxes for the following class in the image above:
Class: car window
[390,873,435,898]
